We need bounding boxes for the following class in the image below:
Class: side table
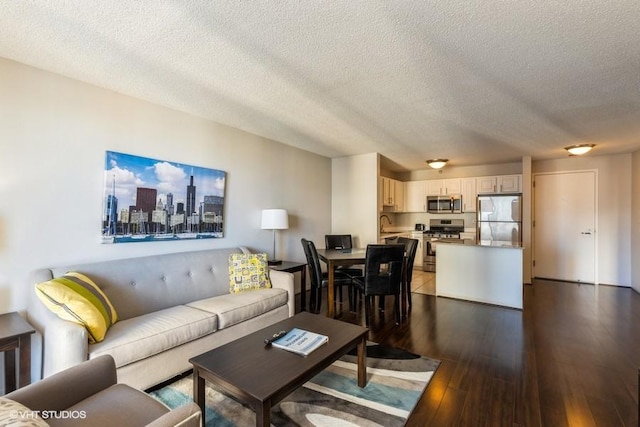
[0,312,35,393]
[269,261,308,311]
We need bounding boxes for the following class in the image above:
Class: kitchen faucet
[380,214,392,232]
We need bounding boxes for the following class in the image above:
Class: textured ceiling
[2,1,640,171]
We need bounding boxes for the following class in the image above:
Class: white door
[533,171,596,283]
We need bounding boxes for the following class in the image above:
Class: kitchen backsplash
[391,212,477,229]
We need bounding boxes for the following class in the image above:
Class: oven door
[423,238,437,272]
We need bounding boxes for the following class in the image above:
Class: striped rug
[149,343,440,426]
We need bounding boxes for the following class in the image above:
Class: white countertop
[379,227,415,238]
[433,238,521,249]
[477,240,522,249]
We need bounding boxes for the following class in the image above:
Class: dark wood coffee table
[189,312,368,427]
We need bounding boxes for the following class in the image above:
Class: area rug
[149,343,440,426]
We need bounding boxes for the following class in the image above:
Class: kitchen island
[436,240,523,309]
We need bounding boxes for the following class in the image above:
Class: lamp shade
[261,209,289,230]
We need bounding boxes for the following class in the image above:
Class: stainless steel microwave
[426,195,462,214]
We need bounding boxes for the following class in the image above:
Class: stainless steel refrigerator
[476,193,522,245]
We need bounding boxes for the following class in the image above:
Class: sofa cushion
[186,288,288,329]
[0,397,49,426]
[35,271,118,343]
[228,253,271,293]
[89,306,217,368]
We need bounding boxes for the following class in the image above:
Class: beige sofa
[27,247,295,390]
[5,355,201,427]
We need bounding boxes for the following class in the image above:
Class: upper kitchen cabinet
[476,175,521,194]
[380,177,405,212]
[498,175,521,193]
[405,180,427,212]
[426,178,461,196]
[461,178,477,212]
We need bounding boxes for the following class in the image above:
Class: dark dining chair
[301,238,354,314]
[324,234,363,278]
[397,237,419,308]
[353,244,405,327]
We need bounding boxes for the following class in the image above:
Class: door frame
[532,169,599,285]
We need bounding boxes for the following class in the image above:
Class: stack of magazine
[271,328,328,356]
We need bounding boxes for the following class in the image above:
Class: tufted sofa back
[29,247,244,320]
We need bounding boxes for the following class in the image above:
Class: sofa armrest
[27,269,90,380]
[6,355,117,412]
[269,269,295,317]
[145,402,202,427]
[28,296,89,378]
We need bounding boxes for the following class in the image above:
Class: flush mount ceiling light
[426,159,448,169]
[564,144,595,156]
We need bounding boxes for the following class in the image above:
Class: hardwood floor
[297,271,640,426]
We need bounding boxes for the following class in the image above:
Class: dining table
[315,248,409,319]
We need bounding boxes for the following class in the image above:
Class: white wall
[0,58,332,314]
[331,153,379,247]
[533,154,632,286]
[632,151,640,292]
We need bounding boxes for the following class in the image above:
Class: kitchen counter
[436,239,522,249]
[379,227,415,241]
[435,241,523,309]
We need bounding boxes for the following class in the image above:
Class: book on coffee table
[272,327,329,356]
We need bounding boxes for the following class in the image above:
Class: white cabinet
[476,176,498,194]
[380,177,404,211]
[381,177,394,206]
[461,178,477,212]
[405,181,427,212]
[426,178,461,195]
[394,180,405,212]
[476,175,521,194]
[498,175,521,193]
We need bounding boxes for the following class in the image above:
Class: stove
[423,219,464,272]
[423,219,464,238]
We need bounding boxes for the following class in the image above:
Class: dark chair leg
[350,287,355,312]
[364,295,371,328]
[407,280,412,308]
[351,286,361,312]
[309,285,317,312]
[315,287,322,314]
[394,293,401,325]
[347,285,355,312]
[378,296,385,312]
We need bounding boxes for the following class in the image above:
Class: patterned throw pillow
[0,397,49,426]
[35,272,118,344]
[228,253,272,293]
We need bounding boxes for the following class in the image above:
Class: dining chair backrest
[301,238,323,290]
[324,234,354,250]
[362,244,405,295]
[397,237,418,280]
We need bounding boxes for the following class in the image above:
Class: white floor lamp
[261,209,289,265]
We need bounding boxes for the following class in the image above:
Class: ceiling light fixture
[564,144,595,156]
[426,159,448,169]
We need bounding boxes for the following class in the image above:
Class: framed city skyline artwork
[101,151,226,243]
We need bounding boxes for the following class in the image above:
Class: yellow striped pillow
[35,272,118,343]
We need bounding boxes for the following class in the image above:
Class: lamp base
[268,259,283,266]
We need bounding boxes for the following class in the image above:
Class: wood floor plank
[298,272,640,426]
